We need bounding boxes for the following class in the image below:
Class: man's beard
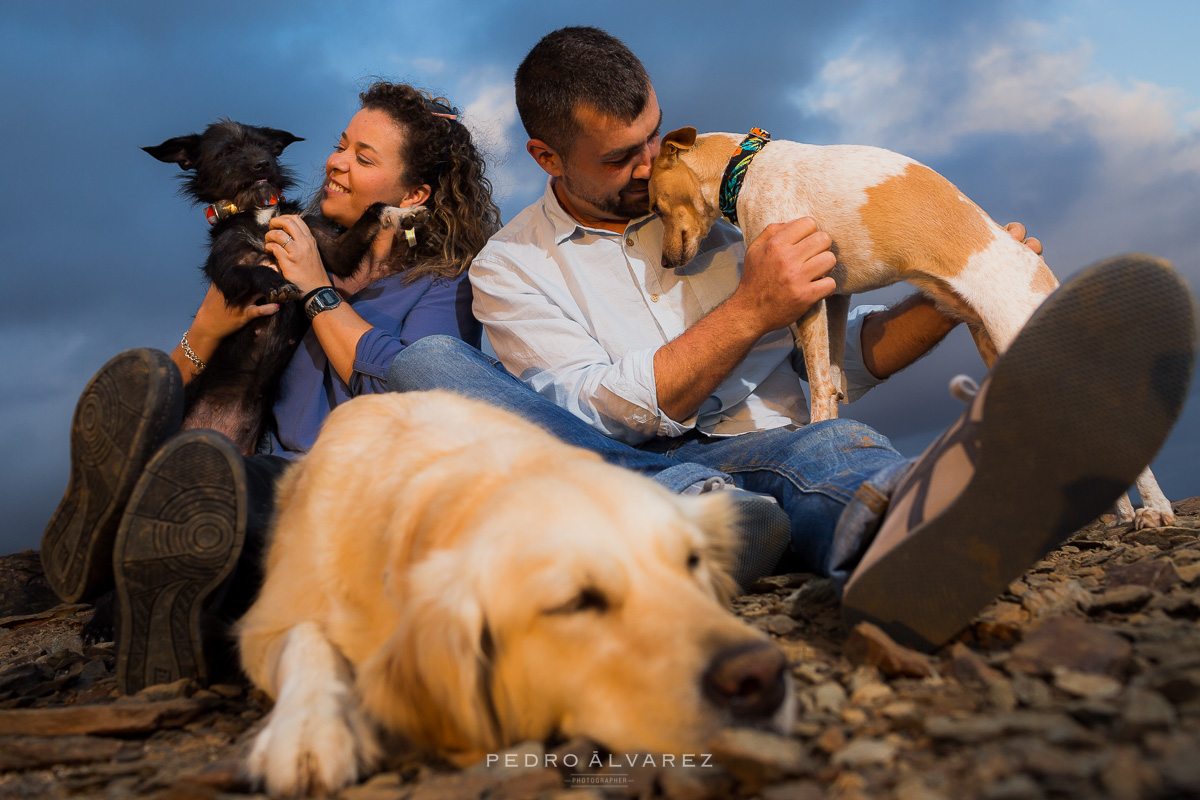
[562,173,650,220]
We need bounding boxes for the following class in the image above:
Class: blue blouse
[264,270,480,458]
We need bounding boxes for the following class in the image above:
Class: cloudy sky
[3,0,1198,554]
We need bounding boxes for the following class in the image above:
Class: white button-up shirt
[469,179,885,446]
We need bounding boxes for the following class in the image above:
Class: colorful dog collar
[203,191,280,225]
[718,127,771,226]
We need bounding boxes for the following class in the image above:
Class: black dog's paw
[378,204,426,229]
[358,201,391,228]
[266,282,301,304]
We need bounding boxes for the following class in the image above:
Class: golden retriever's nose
[702,642,787,721]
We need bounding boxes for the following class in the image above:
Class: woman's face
[322,108,427,226]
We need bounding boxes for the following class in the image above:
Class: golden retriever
[236,390,796,796]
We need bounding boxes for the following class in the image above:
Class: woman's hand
[266,215,331,294]
[193,282,279,339]
[267,215,377,385]
[171,283,278,384]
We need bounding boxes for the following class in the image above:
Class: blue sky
[2,0,1198,553]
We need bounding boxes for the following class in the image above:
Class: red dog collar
[204,191,280,225]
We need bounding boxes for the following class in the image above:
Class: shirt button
[626,237,634,247]
[651,293,659,302]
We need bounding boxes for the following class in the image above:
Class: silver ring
[280,234,293,247]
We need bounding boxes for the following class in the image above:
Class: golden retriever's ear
[678,492,740,605]
[661,126,698,159]
[356,551,500,757]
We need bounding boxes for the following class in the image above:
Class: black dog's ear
[142,135,203,170]
[260,127,305,156]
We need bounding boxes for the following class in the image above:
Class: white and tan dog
[237,390,796,797]
[649,126,1172,528]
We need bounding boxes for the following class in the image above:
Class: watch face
[307,287,341,319]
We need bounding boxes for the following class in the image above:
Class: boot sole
[114,430,246,694]
[842,254,1198,650]
[41,350,182,603]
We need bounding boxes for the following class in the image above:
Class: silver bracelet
[180,331,207,372]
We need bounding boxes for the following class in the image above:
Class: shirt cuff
[842,304,889,403]
[589,345,695,441]
[350,327,404,395]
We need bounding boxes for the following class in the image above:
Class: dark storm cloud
[0,2,371,551]
[895,129,1102,248]
[0,4,356,327]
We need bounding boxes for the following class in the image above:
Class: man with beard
[385,26,1195,648]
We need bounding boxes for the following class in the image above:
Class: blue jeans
[385,336,728,493]
[386,336,909,580]
[641,424,911,587]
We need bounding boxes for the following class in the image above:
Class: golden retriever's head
[650,126,723,270]
[358,459,795,764]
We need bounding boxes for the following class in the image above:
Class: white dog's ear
[356,551,500,759]
[678,492,741,605]
[661,126,698,159]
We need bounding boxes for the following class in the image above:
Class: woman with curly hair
[261,81,500,456]
[40,82,501,693]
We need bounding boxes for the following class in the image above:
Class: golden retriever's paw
[245,691,382,797]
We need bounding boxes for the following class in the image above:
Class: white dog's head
[356,457,795,764]
[650,126,724,270]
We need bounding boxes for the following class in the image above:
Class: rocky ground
[2,500,1200,800]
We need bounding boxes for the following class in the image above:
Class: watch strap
[301,285,329,303]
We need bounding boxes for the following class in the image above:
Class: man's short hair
[515,26,652,157]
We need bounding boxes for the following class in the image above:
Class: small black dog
[145,120,421,454]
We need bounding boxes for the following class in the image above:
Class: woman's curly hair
[358,81,501,283]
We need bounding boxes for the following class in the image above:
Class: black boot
[112,429,248,694]
[41,349,183,604]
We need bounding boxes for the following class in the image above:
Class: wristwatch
[305,286,342,320]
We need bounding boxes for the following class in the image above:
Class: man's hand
[729,217,838,337]
[858,221,1045,380]
[1005,221,1043,255]
[653,217,837,422]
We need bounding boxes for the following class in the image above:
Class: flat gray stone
[708,728,815,786]
[0,698,210,736]
[1088,585,1156,614]
[831,737,897,768]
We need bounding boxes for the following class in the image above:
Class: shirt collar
[541,177,656,244]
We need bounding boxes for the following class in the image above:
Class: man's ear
[142,134,202,170]
[526,139,565,178]
[660,127,698,160]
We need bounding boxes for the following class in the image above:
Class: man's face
[557,86,662,223]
